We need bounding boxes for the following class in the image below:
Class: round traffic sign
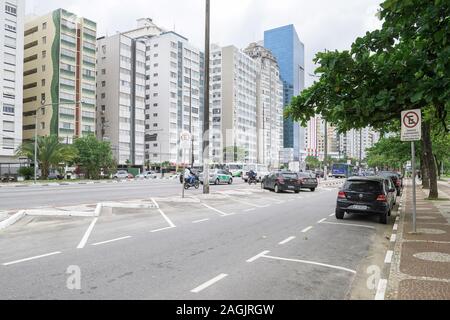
[403,111,420,129]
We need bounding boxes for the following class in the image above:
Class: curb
[376,188,406,300]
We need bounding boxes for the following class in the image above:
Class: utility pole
[202,0,211,194]
[189,68,194,167]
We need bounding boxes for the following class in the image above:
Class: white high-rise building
[96,34,147,166]
[143,32,203,166]
[0,0,24,163]
[340,128,380,161]
[210,44,258,164]
[244,43,284,168]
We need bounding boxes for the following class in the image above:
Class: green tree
[286,0,449,199]
[73,135,114,180]
[366,136,417,172]
[305,156,320,170]
[16,135,77,180]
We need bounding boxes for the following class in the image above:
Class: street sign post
[401,109,422,233]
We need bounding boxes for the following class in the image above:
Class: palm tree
[16,135,77,180]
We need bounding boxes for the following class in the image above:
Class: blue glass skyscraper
[264,25,305,161]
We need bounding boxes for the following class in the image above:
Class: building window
[42,36,47,45]
[42,51,46,58]
[43,22,47,30]
[5,4,17,16]
[41,79,46,87]
[2,137,14,149]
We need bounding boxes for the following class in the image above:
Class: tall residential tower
[0,0,24,163]
[22,9,97,144]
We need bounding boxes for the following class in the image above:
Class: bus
[332,163,355,178]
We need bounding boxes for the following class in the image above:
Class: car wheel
[274,184,281,193]
[310,188,316,192]
[228,178,233,185]
[380,210,388,225]
[295,190,300,194]
[336,209,345,220]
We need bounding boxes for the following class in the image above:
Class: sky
[25,0,383,87]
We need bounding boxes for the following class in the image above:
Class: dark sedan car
[336,176,397,224]
[378,171,403,196]
[262,171,301,193]
[298,172,318,192]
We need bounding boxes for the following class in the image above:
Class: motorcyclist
[184,167,195,185]
[248,169,257,183]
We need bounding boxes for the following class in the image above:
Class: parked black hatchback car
[336,176,396,224]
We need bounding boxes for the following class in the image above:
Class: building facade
[210,44,258,164]
[143,31,203,166]
[96,34,146,166]
[244,42,284,168]
[264,24,306,162]
[340,128,381,162]
[22,9,97,144]
[0,0,24,163]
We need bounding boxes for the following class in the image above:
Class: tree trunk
[422,121,439,199]
[420,148,430,189]
[434,155,441,180]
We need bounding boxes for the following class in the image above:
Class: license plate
[288,186,295,189]
[351,205,368,210]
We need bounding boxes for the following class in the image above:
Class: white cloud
[25,0,383,86]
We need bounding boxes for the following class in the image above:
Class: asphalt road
[0,181,394,300]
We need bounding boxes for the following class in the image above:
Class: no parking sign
[401,109,422,142]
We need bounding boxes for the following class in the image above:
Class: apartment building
[22,9,97,144]
[244,42,284,168]
[340,128,381,161]
[210,45,258,164]
[96,34,146,166]
[0,0,24,163]
[143,32,203,166]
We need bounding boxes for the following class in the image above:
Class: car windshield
[344,180,382,193]
[298,173,314,178]
[282,173,298,179]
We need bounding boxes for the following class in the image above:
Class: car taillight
[338,191,346,199]
[396,180,401,186]
[377,195,387,202]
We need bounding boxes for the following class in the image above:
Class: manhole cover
[416,228,446,235]
[413,252,450,263]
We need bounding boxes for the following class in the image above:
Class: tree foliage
[73,135,114,180]
[285,0,449,199]
[16,135,77,179]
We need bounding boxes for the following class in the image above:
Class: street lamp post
[324,120,328,181]
[203,0,211,194]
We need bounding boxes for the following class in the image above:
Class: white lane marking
[92,236,132,246]
[192,219,210,224]
[244,208,256,212]
[190,274,228,294]
[228,196,270,208]
[279,236,296,245]
[3,251,62,266]
[390,234,397,242]
[151,198,176,228]
[150,226,176,233]
[150,198,160,209]
[77,217,98,249]
[263,255,356,274]
[202,203,234,217]
[247,251,271,263]
[302,226,313,233]
[393,224,398,231]
[318,218,327,224]
[329,213,335,217]
[384,251,394,264]
[375,279,388,300]
[319,221,376,230]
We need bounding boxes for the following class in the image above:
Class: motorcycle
[184,175,200,190]
[248,175,258,185]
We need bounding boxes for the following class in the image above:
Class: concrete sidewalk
[386,179,450,300]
